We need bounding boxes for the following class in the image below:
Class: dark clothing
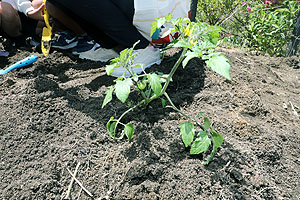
[18,11,38,37]
[47,0,149,49]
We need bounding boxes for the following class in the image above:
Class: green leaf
[210,29,220,45]
[137,80,147,90]
[205,54,231,80]
[132,74,139,82]
[160,98,166,107]
[106,117,114,130]
[106,63,117,76]
[198,40,216,51]
[161,29,172,38]
[148,73,162,96]
[165,13,173,21]
[119,48,128,62]
[182,51,198,68]
[102,86,114,108]
[108,122,116,137]
[124,123,134,141]
[106,117,116,137]
[179,122,195,147]
[157,18,166,28]
[115,78,133,103]
[173,40,191,48]
[212,131,223,151]
[197,131,208,137]
[203,117,211,130]
[150,21,158,37]
[190,134,211,154]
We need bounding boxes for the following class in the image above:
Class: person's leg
[110,0,134,21]
[31,0,45,36]
[0,2,22,37]
[18,12,39,37]
[46,0,149,49]
[45,1,85,35]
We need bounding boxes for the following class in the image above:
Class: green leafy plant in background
[197,0,300,56]
[237,0,300,56]
[196,0,243,25]
[102,15,231,165]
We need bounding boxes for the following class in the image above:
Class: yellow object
[41,0,52,56]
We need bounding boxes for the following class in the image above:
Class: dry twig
[65,162,80,199]
[289,101,299,118]
[66,168,93,198]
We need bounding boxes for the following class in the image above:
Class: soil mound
[0,47,299,199]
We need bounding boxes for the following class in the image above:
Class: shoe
[79,44,119,62]
[110,46,161,77]
[72,35,96,55]
[29,38,40,47]
[51,31,78,50]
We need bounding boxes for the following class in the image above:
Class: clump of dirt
[0,45,299,200]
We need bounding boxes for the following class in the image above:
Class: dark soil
[0,44,300,200]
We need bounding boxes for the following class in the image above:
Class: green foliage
[180,117,223,165]
[179,122,195,147]
[206,54,231,80]
[190,131,211,155]
[115,79,133,103]
[239,1,300,56]
[196,0,243,25]
[102,15,230,164]
[148,73,162,96]
[102,86,114,108]
[124,123,134,141]
[197,0,300,56]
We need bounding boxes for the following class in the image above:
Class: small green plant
[102,15,231,165]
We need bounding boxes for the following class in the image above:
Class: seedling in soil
[102,15,231,165]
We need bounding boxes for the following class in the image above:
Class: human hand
[27,3,45,21]
[32,0,44,9]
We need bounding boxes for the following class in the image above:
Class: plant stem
[203,149,216,165]
[133,47,188,106]
[113,99,146,139]
[161,48,188,95]
[164,92,204,130]
[111,47,190,138]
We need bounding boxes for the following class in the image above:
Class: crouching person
[0,0,44,47]
[45,0,190,77]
